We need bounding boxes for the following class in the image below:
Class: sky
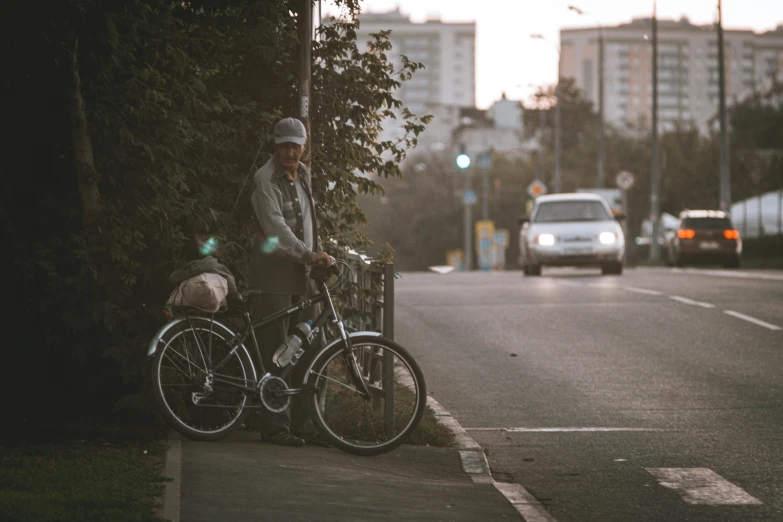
[324,0,783,109]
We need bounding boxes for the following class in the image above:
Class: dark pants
[251,288,320,436]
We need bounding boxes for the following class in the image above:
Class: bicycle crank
[258,375,291,413]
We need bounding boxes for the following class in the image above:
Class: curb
[161,431,182,522]
[427,394,558,522]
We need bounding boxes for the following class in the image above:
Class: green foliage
[5,0,425,419]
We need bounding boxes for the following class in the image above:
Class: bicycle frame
[180,276,372,399]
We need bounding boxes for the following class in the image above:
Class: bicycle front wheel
[152,319,254,441]
[305,335,427,456]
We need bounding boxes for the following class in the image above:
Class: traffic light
[456,144,470,169]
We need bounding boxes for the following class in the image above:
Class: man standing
[250,117,333,446]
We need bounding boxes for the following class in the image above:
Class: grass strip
[0,438,167,522]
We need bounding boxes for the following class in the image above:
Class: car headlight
[535,233,556,246]
[599,232,617,245]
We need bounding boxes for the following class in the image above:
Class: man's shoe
[292,429,333,448]
[261,431,305,447]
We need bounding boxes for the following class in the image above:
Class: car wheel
[522,265,530,276]
[601,262,623,276]
[528,264,542,276]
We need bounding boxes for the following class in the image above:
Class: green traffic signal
[456,153,470,169]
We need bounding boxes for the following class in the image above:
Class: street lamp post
[568,5,605,188]
[531,34,562,194]
[717,0,731,211]
[649,0,661,262]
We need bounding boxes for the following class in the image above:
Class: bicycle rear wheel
[305,335,426,456]
[152,319,254,441]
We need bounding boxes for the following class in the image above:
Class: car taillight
[678,229,695,239]
[724,229,739,239]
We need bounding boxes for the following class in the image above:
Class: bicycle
[146,258,426,456]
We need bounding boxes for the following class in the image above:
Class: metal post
[554,81,562,193]
[649,1,661,262]
[382,263,395,434]
[298,0,312,170]
[778,189,782,235]
[717,0,731,211]
[597,26,606,188]
[482,170,489,221]
[744,199,748,237]
[464,171,473,271]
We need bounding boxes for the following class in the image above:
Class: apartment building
[560,17,783,134]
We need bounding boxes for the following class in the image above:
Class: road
[395,266,783,522]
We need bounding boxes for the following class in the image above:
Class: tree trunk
[69,35,103,229]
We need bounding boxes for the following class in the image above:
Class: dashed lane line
[724,310,782,331]
[465,427,663,433]
[624,286,664,296]
[668,295,716,308]
[668,268,783,281]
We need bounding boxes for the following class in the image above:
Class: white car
[518,193,626,276]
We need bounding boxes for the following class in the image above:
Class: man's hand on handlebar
[311,251,335,267]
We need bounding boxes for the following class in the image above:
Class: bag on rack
[166,272,229,313]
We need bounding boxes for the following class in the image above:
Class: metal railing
[342,249,396,431]
[342,249,395,340]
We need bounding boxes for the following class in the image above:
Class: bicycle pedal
[191,392,209,405]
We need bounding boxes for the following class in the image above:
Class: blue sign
[463,190,477,205]
[476,153,492,170]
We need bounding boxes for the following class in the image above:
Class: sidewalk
[164,430,522,522]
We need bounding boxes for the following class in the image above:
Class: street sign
[616,170,634,191]
[494,230,509,249]
[475,220,495,271]
[463,190,477,205]
[476,152,492,170]
[527,180,547,198]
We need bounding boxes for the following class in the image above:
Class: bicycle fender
[318,331,383,354]
[146,316,243,357]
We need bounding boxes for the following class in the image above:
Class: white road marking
[624,286,664,296]
[424,394,560,521]
[494,482,559,522]
[465,427,662,433]
[669,295,716,308]
[724,310,782,331]
[646,468,762,505]
[669,268,783,281]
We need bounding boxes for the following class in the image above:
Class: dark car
[666,210,742,268]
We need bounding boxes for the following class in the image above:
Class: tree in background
[3,0,428,420]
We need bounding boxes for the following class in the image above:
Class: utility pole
[717,0,731,211]
[567,6,605,188]
[554,80,562,193]
[298,0,312,170]
[531,34,562,193]
[649,0,661,262]
[597,25,605,188]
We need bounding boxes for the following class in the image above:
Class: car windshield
[533,201,612,223]
[681,217,733,229]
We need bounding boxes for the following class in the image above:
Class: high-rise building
[560,17,783,134]
[354,8,476,118]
